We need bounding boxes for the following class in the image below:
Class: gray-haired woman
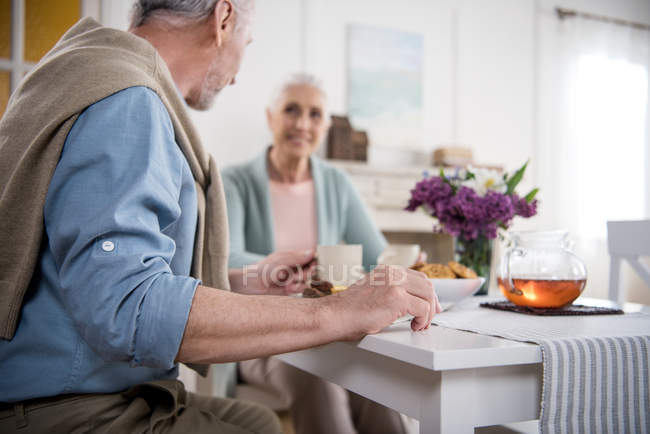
[222,74,405,434]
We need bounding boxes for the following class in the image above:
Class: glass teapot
[496,230,587,308]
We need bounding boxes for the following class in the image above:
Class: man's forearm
[175,285,341,364]
[176,265,438,364]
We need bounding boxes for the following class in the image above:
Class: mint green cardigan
[221,149,387,271]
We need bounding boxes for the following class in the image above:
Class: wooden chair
[607,220,650,304]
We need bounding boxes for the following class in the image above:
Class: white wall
[102,0,648,171]
[456,0,536,172]
[99,0,131,30]
[101,0,537,171]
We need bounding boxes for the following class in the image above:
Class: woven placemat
[480,301,624,316]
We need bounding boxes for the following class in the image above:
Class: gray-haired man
[0,1,438,432]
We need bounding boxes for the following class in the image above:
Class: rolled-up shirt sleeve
[43,86,199,369]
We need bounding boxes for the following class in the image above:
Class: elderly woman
[221,75,404,434]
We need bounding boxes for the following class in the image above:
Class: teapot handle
[504,247,525,295]
[565,238,576,251]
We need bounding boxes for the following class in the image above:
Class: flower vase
[454,235,492,295]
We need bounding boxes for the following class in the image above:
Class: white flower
[461,166,506,197]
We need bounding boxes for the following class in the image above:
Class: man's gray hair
[130,0,252,29]
[269,73,327,109]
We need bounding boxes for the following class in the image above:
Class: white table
[276,298,647,434]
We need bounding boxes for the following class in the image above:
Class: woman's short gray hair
[269,73,327,110]
[130,0,252,29]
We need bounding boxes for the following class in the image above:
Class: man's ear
[213,0,235,47]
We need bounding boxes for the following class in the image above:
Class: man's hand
[325,265,441,339]
[229,250,316,295]
[178,264,439,364]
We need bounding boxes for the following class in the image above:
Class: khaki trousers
[0,380,282,434]
[240,357,406,434]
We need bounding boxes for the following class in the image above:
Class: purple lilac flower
[405,177,453,212]
[483,222,499,239]
[453,187,484,221]
[405,174,537,240]
[483,191,515,223]
[512,195,538,218]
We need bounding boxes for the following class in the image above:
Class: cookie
[303,280,333,298]
[410,262,427,272]
[447,261,478,279]
[421,263,456,279]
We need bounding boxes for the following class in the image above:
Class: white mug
[316,244,363,287]
[377,244,421,268]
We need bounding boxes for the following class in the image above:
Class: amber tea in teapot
[497,231,588,308]
[497,277,587,308]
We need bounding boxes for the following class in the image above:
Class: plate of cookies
[411,261,485,307]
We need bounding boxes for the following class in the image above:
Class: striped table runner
[432,298,650,434]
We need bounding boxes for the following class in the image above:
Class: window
[573,54,648,239]
[0,0,93,117]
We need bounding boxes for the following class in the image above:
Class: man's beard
[189,56,225,111]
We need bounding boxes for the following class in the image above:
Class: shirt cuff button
[102,240,115,252]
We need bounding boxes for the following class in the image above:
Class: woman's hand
[229,250,316,295]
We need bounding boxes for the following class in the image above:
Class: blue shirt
[0,87,199,402]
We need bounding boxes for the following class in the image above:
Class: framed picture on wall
[347,23,424,149]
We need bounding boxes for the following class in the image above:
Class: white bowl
[392,277,486,324]
[430,277,486,306]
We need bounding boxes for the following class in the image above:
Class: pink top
[269,179,318,251]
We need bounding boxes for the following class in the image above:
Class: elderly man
[0,0,438,432]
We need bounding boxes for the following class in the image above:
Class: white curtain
[537,9,650,302]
